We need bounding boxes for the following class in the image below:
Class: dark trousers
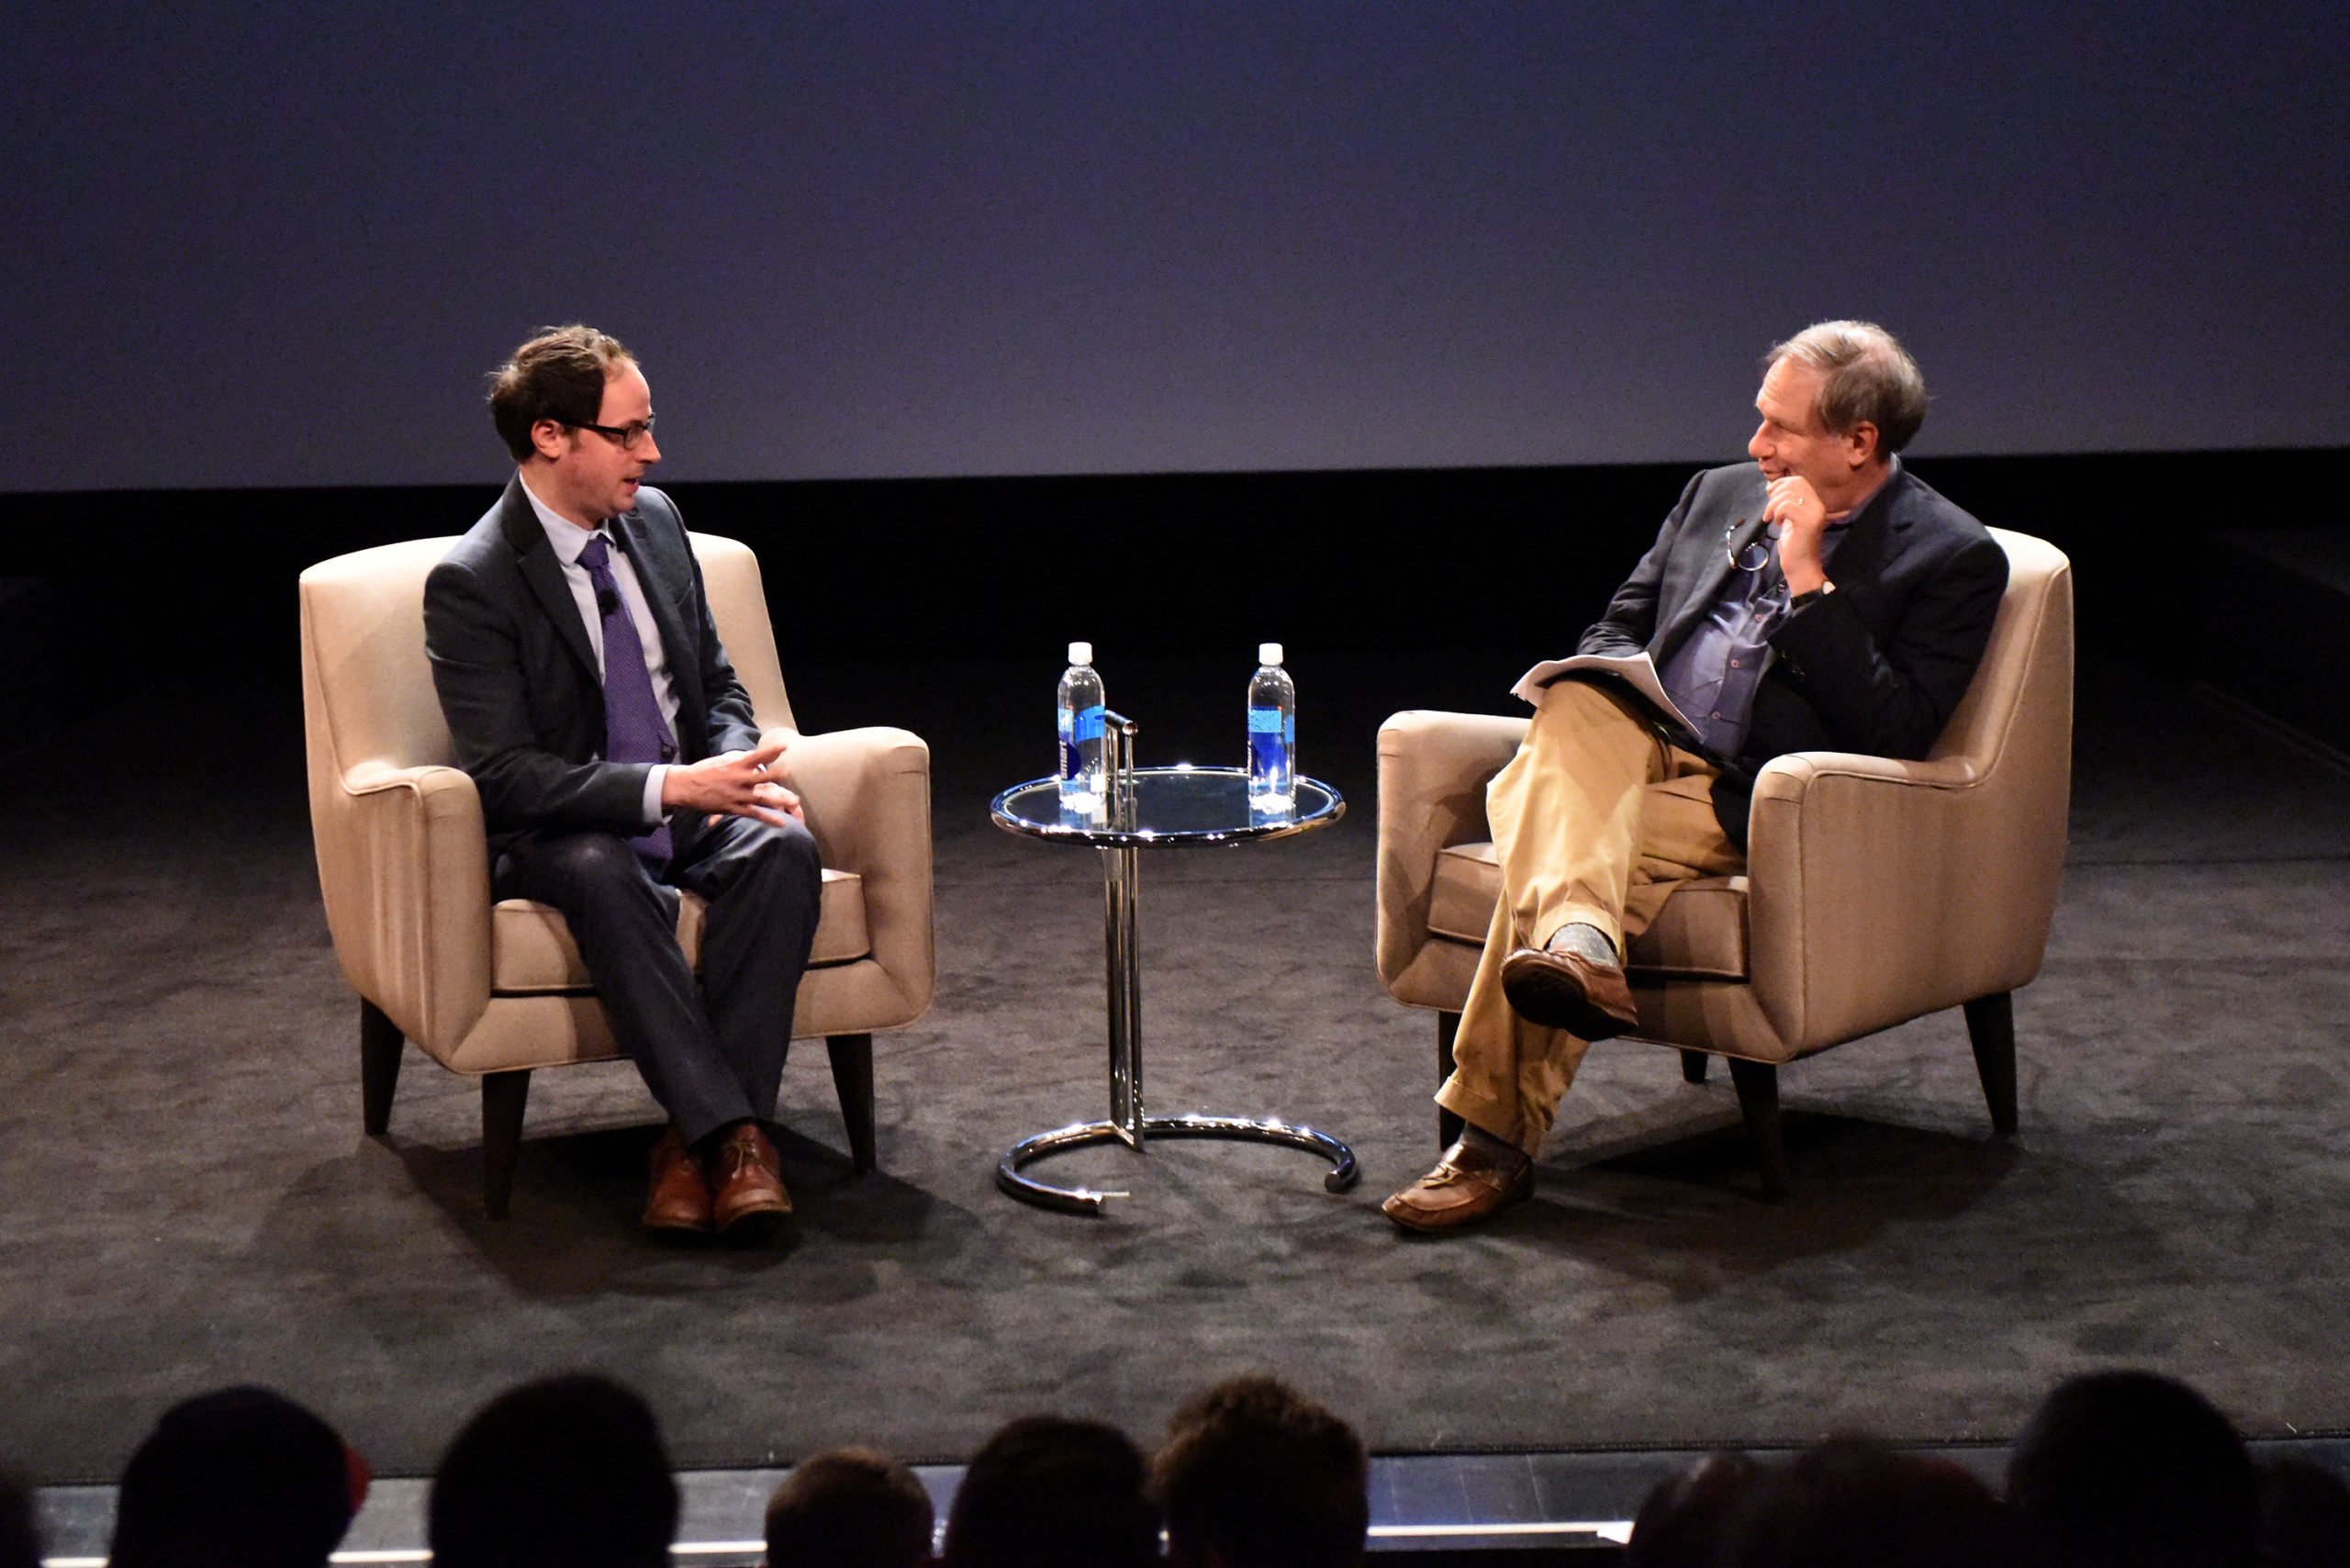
[495,813,823,1146]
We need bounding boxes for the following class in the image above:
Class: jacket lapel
[1820,468,1911,620]
[498,477,600,686]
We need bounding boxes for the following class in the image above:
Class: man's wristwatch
[1788,581,1836,612]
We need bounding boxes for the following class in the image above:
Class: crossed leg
[1434,678,1744,1157]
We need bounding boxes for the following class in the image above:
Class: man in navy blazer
[424,326,822,1236]
[1384,320,2010,1232]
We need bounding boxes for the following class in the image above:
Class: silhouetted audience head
[2006,1370,2257,1568]
[431,1373,678,1568]
[109,1386,364,1568]
[2256,1457,2350,1568]
[1726,1437,2015,1568]
[765,1445,934,1568]
[940,1416,1157,1568]
[1150,1375,1368,1568]
[1,1470,41,1568]
[1627,1451,1763,1568]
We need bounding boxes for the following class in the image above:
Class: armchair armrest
[784,727,936,1025]
[315,761,495,1055]
[1743,745,2057,1049]
[1375,711,1528,994]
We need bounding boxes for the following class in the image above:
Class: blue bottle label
[1249,732,1288,777]
[1248,706,1284,734]
[1060,703,1105,784]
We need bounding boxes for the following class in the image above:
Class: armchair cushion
[489,869,869,996]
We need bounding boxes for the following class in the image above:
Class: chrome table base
[998,1113,1361,1215]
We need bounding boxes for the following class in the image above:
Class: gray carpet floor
[2,650,2344,1484]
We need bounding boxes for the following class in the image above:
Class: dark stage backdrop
[6,447,2341,701]
[11,3,2348,493]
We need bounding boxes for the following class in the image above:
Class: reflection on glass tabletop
[990,767,1344,846]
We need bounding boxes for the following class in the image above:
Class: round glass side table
[988,760,1356,1214]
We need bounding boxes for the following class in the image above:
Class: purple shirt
[1658,464,1892,758]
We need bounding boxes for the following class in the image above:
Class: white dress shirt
[518,472,678,827]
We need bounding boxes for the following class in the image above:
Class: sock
[1547,921,1618,966]
[1460,1122,1530,1167]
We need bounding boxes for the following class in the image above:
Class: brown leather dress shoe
[643,1124,712,1234]
[1500,944,1639,1039]
[1382,1137,1535,1232]
[711,1123,792,1231]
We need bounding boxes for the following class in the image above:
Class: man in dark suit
[1384,320,2010,1231]
[424,325,822,1236]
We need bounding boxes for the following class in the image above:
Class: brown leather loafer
[1382,1137,1535,1232]
[643,1124,711,1234]
[1500,944,1639,1039]
[711,1123,792,1232]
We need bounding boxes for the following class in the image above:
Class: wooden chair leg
[1436,1012,1464,1149]
[1727,1058,1790,1201]
[360,1000,403,1136]
[480,1070,532,1220]
[1680,1049,1709,1084]
[826,1033,878,1174]
[1964,991,2020,1137]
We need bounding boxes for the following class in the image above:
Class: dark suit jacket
[423,477,762,857]
[1577,461,2009,848]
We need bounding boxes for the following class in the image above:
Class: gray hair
[1766,319,1928,454]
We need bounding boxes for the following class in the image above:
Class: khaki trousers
[1434,678,1744,1156]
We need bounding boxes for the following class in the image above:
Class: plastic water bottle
[1057,642,1106,813]
[1247,642,1295,811]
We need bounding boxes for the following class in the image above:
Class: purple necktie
[578,533,676,867]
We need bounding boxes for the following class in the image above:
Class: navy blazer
[423,477,762,856]
[1578,462,2009,847]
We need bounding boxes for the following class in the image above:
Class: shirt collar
[516,469,610,566]
[1823,454,1901,530]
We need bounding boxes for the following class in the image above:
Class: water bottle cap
[1259,642,1283,666]
[1069,641,1092,666]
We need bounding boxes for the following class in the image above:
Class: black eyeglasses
[566,415,658,450]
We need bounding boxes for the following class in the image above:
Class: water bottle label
[1061,702,1105,789]
[1248,706,1284,734]
[1249,731,1288,778]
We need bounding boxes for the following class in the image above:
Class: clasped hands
[659,733,803,828]
[1762,476,1831,597]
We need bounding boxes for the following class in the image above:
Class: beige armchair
[1376,528,2072,1196]
[299,533,934,1216]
